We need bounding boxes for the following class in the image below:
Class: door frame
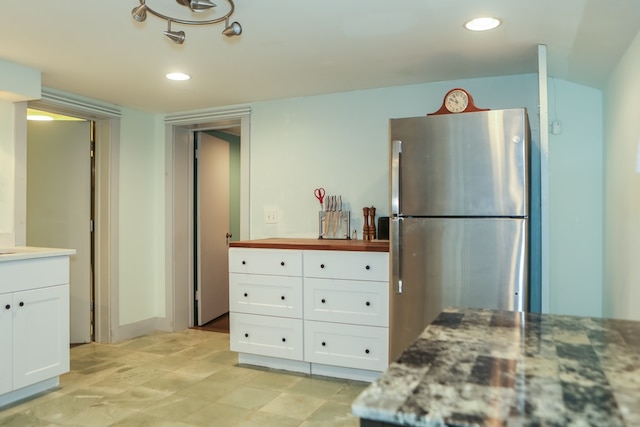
[164,107,250,331]
[25,92,121,344]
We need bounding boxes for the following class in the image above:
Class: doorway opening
[166,108,250,333]
[26,95,121,344]
[26,109,95,344]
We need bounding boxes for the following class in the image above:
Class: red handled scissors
[314,187,326,205]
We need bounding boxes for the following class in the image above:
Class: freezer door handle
[391,140,402,216]
[391,216,403,294]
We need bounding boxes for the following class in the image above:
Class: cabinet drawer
[229,248,302,276]
[230,273,302,318]
[304,321,388,371]
[304,278,388,327]
[304,251,388,282]
[230,313,303,361]
[0,257,69,293]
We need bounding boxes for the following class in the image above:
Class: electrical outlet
[264,209,278,224]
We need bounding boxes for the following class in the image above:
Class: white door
[27,121,92,344]
[196,133,230,325]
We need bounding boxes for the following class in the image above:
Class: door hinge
[90,141,95,158]
[90,301,95,312]
[195,290,200,301]
[90,219,94,232]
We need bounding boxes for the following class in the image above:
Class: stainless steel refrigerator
[389,108,530,361]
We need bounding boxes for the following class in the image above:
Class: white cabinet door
[12,284,70,390]
[0,293,12,395]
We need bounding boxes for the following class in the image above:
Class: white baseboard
[236,353,381,382]
[0,377,58,408]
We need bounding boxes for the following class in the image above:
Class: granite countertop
[0,246,76,262]
[229,238,389,252]
[352,307,640,426]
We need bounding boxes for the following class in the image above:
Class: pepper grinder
[362,207,370,241]
[369,206,376,240]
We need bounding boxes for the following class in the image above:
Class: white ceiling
[2,0,640,114]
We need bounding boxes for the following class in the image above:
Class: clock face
[445,90,469,113]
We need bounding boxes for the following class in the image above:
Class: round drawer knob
[281,296,285,300]
[280,261,285,266]
[321,299,326,304]
[282,338,286,342]
[244,333,249,338]
[4,304,10,310]
[320,264,325,269]
[243,293,248,297]
[321,341,326,347]
[365,349,370,354]
[19,302,24,307]
[242,260,246,265]
[365,265,371,270]
[366,301,371,306]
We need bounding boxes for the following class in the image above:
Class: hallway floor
[0,329,367,426]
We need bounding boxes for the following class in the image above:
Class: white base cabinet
[0,255,71,408]
[229,247,389,382]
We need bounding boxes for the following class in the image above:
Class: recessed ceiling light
[166,72,191,81]
[464,17,501,31]
[27,115,54,121]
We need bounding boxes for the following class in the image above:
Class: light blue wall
[250,75,540,238]
[547,78,603,317]
[603,29,640,321]
[118,108,166,325]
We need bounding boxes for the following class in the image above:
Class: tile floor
[0,329,368,426]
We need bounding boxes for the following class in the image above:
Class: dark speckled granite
[352,308,640,427]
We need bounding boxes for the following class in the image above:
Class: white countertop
[0,246,76,262]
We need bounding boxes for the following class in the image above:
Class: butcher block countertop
[352,307,640,427]
[229,238,389,252]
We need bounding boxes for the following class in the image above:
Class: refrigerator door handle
[391,216,403,294]
[391,140,402,216]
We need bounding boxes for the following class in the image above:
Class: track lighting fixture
[131,0,242,44]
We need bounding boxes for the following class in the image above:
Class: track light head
[222,20,242,36]
[176,0,216,12]
[164,21,186,44]
[131,4,148,22]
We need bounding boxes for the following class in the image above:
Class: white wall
[603,29,640,321]
[547,78,603,317]
[0,101,15,234]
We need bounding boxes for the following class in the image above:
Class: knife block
[318,210,351,240]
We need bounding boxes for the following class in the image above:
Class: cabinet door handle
[280,261,285,266]
[321,341,326,347]
[244,333,249,338]
[282,338,286,342]
[242,260,246,265]
[320,264,325,269]
[365,349,370,354]
[365,265,371,270]
[19,302,24,307]
[281,296,285,300]
[4,304,9,310]
[321,298,326,304]
[243,293,248,297]
[366,301,371,306]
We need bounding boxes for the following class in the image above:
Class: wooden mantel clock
[428,88,489,115]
